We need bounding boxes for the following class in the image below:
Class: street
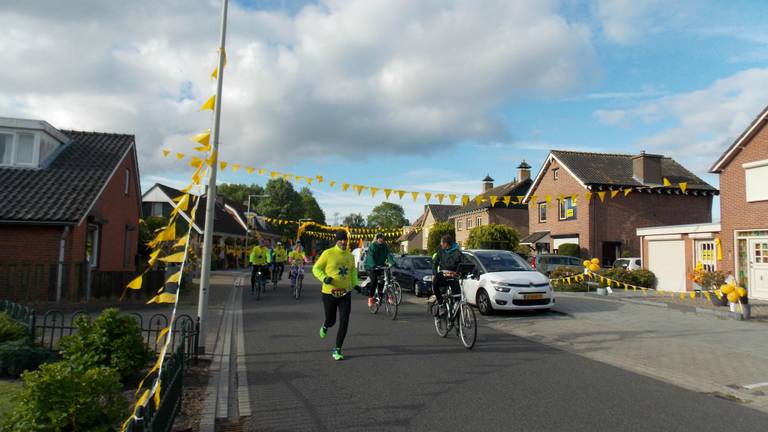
[236,273,768,432]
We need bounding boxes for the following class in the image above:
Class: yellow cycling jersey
[288,251,305,265]
[249,246,268,266]
[312,245,358,296]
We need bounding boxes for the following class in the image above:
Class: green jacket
[364,242,395,270]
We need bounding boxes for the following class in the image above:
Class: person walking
[312,230,358,361]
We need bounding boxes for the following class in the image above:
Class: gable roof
[0,130,135,224]
[426,204,461,222]
[524,150,717,202]
[450,178,533,218]
[398,212,427,242]
[710,104,768,173]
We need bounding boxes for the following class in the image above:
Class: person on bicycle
[273,241,288,281]
[288,243,306,289]
[249,239,269,294]
[431,234,463,310]
[363,232,396,307]
[312,230,359,361]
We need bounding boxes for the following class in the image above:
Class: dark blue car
[392,255,433,297]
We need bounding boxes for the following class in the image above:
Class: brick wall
[488,208,529,238]
[718,120,768,275]
[0,225,63,264]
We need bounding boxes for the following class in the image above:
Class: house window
[124,169,130,196]
[466,217,472,229]
[123,226,132,268]
[0,133,12,165]
[15,133,36,165]
[558,197,577,221]
[695,240,716,272]
[457,219,463,231]
[553,168,559,181]
[538,202,547,223]
[86,224,100,268]
[151,202,164,217]
[0,131,57,167]
[744,159,768,202]
[476,216,482,227]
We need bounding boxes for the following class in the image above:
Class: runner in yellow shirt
[312,230,359,361]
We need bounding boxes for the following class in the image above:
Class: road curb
[694,307,745,321]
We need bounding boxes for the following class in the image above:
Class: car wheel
[476,289,494,315]
[413,281,420,297]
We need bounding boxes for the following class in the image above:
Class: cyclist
[431,234,463,313]
[288,243,307,289]
[363,232,396,307]
[313,230,359,361]
[249,238,269,294]
[273,241,288,281]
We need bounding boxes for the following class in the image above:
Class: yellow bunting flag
[316,175,324,183]
[490,196,498,206]
[159,252,185,263]
[192,129,211,146]
[147,293,176,304]
[663,177,672,186]
[127,274,143,290]
[597,191,606,202]
[354,185,366,195]
[176,153,185,161]
[370,187,379,198]
[610,190,619,199]
[306,178,313,185]
[173,236,188,248]
[545,194,552,204]
[270,171,279,178]
[436,193,445,204]
[190,156,203,168]
[200,95,215,111]
[571,194,578,204]
[397,190,406,200]
[220,161,228,170]
[166,271,182,284]
[585,191,592,202]
[411,191,420,202]
[503,196,512,206]
[474,196,484,205]
[384,189,392,199]
[624,188,631,197]
[156,327,170,344]
[679,182,688,193]
[258,169,265,175]
[148,250,161,267]
[245,167,255,174]
[342,183,350,192]
[329,180,336,188]
[462,195,470,205]
[449,194,457,204]
[424,192,432,202]
[206,151,217,167]
[162,149,170,157]
[230,164,240,172]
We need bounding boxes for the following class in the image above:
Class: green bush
[426,222,455,255]
[2,361,127,431]
[515,244,532,260]
[59,308,151,380]
[465,224,519,252]
[0,313,27,343]
[557,243,581,258]
[549,266,590,292]
[0,339,58,378]
[600,268,657,288]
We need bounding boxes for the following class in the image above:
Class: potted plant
[688,265,727,306]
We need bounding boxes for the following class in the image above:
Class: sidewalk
[486,292,768,413]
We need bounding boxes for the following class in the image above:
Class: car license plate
[525,294,544,300]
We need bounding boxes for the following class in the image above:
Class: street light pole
[197,0,229,355]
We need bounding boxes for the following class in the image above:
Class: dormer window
[0,118,69,168]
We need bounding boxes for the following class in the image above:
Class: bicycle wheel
[392,282,402,306]
[295,275,303,300]
[255,275,262,301]
[384,287,398,320]
[434,303,449,337]
[458,303,477,349]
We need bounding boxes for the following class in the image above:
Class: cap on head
[335,230,348,241]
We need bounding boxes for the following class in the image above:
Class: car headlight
[422,275,433,282]
[494,286,511,293]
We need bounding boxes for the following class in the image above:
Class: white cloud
[593,68,768,173]
[0,0,597,178]
[593,0,662,44]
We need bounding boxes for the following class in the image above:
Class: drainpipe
[56,226,70,303]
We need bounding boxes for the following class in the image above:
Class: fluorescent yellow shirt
[312,245,359,296]
[274,247,288,263]
[249,246,267,266]
[288,251,305,265]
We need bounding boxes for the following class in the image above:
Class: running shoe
[319,325,327,339]
[332,348,344,361]
[367,297,375,307]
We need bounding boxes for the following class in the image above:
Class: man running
[313,230,358,361]
[288,243,307,289]
[249,238,269,294]
[431,234,463,310]
[273,241,288,280]
[363,232,396,307]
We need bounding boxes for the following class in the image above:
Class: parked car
[530,254,583,276]
[392,255,434,297]
[461,250,554,314]
[613,257,642,270]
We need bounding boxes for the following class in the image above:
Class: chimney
[482,174,494,192]
[632,151,663,185]
[517,160,531,182]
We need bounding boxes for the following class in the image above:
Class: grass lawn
[0,380,22,420]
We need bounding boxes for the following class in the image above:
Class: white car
[460,249,554,315]
[612,257,642,270]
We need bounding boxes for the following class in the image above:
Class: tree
[256,179,305,238]
[465,224,520,252]
[218,183,264,208]
[299,187,326,224]
[367,202,408,229]
[557,243,581,258]
[426,221,455,255]
[342,213,366,228]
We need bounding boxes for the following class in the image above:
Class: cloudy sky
[2,0,767,222]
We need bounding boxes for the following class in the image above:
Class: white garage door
[647,240,686,292]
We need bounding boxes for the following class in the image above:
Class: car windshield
[474,251,532,272]
[410,257,432,270]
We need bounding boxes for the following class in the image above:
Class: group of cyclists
[248,238,308,294]
[248,230,466,361]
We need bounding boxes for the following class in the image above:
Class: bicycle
[251,265,267,301]
[430,265,477,349]
[368,266,398,320]
[270,262,283,290]
[289,264,305,300]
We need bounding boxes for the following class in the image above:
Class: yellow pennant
[517,195,526,204]
[370,187,379,198]
[424,192,432,202]
[690,291,696,299]
[271,171,279,178]
[316,175,324,183]
[206,151,217,167]
[544,194,551,204]
[397,190,406,200]
[200,95,215,111]
[306,178,313,185]
[166,270,182,284]
[411,191,420,202]
[176,152,185,161]
[610,190,619,199]
[384,189,392,199]
[475,196,484,205]
[127,274,143,290]
[663,177,672,186]
[258,169,265,175]
[462,195,470,205]
[156,327,170,344]
[190,156,203,169]
[704,291,711,302]
[148,249,162,267]
[679,182,688,193]
[220,161,228,170]
[436,193,445,204]
[173,236,188,248]
[329,181,337,188]
[162,149,170,157]
[570,194,578,204]
[282,173,291,181]
[147,293,177,304]
[490,196,498,206]
[342,183,350,192]
[679,292,685,300]
[230,164,240,172]
[449,194,457,204]
[502,196,512,206]
[245,167,255,174]
[585,191,592,202]
[159,252,185,263]
[597,191,606,202]
[623,188,631,197]
[192,129,210,146]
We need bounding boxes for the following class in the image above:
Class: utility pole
[198,0,229,354]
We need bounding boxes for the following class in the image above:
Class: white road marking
[743,381,768,390]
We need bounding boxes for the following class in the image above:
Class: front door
[602,242,621,267]
[748,239,768,300]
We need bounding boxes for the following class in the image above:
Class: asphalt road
[241,276,768,432]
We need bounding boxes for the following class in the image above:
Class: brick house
[449,162,533,247]
[0,117,141,302]
[399,204,459,253]
[710,105,768,300]
[523,150,717,265]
